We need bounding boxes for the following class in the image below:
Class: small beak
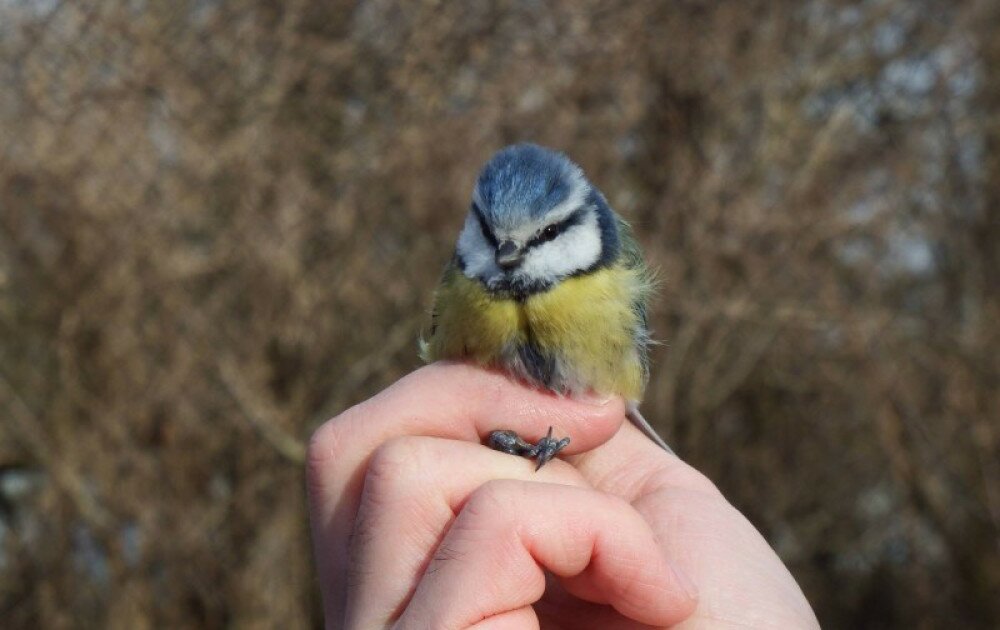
[495,240,523,270]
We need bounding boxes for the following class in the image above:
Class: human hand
[307,363,819,628]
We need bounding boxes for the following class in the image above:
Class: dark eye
[541,224,559,241]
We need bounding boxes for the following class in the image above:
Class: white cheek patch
[456,213,501,280]
[519,211,602,280]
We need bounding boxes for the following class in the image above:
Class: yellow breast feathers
[422,264,648,401]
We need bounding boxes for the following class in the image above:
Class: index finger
[307,362,626,623]
[397,480,698,628]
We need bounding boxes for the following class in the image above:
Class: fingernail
[671,563,699,600]
[577,392,616,406]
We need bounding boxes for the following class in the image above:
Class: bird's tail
[625,402,675,455]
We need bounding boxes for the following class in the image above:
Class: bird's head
[455,144,620,299]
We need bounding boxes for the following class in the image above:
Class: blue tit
[421,143,672,467]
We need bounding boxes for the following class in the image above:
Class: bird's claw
[486,426,570,470]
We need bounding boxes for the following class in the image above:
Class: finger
[534,576,666,630]
[343,436,589,629]
[573,426,819,628]
[467,606,539,630]
[631,485,820,628]
[307,363,625,623]
[396,480,698,629]
[568,418,723,502]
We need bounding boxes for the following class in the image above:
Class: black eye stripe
[471,202,498,247]
[525,207,587,249]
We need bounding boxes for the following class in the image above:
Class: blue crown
[474,144,584,228]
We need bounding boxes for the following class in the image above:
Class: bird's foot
[486,426,570,471]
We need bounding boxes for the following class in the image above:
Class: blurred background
[0,0,997,628]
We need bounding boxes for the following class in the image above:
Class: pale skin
[307,363,821,629]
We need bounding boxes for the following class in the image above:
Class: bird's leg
[486,430,537,457]
[486,426,570,470]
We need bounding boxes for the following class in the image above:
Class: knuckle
[442,481,519,554]
[464,479,520,521]
[305,405,361,498]
[307,404,358,467]
[359,436,444,516]
[365,435,429,491]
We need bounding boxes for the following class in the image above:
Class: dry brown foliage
[1,1,998,628]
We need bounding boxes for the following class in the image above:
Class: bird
[420,143,672,468]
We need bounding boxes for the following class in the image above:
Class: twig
[0,372,111,528]
[218,360,306,465]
